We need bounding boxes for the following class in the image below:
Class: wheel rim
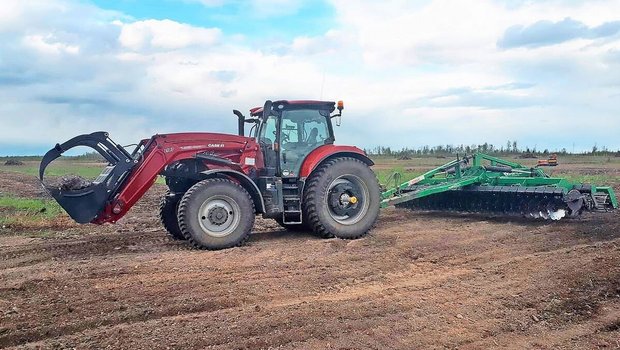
[197,195,241,237]
[326,174,370,225]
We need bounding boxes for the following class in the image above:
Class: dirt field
[1,159,619,349]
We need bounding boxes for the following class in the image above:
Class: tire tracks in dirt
[6,236,618,348]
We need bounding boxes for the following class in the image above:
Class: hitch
[39,131,137,223]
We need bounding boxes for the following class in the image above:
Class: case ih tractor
[40,100,381,250]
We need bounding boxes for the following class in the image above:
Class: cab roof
[249,100,335,117]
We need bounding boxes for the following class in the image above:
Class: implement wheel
[159,191,185,240]
[178,178,255,250]
[303,157,380,239]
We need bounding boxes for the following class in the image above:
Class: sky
[1,0,620,156]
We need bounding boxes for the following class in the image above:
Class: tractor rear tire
[178,178,255,250]
[159,191,185,240]
[303,157,380,239]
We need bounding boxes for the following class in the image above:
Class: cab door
[279,109,331,178]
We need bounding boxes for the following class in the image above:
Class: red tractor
[40,100,381,250]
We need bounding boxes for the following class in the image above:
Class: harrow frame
[381,153,618,217]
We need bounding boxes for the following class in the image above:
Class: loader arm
[98,134,256,224]
[40,132,260,224]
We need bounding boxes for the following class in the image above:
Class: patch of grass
[0,196,64,217]
[373,167,421,187]
[561,174,619,186]
[0,196,65,227]
[371,157,442,189]
[2,163,103,179]
[2,160,168,184]
[1,160,104,179]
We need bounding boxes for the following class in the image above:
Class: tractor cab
[235,100,343,178]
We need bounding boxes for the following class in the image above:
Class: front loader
[40,100,381,250]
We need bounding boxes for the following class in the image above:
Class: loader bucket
[39,132,137,223]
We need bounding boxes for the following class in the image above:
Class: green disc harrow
[381,153,617,220]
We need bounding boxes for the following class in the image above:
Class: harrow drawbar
[381,153,617,221]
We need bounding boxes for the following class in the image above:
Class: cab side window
[259,115,277,145]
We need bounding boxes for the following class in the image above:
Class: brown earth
[0,170,619,349]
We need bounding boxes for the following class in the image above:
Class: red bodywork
[93,132,263,224]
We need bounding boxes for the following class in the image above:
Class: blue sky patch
[90,0,335,41]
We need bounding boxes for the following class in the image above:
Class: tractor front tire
[178,178,255,250]
[159,191,185,240]
[303,157,380,239]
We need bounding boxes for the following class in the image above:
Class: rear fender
[201,169,265,214]
[299,145,374,179]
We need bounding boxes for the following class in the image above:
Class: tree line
[365,141,620,157]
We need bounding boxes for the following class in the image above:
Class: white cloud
[319,0,620,150]
[290,29,350,55]
[0,1,24,31]
[0,0,619,155]
[22,34,80,55]
[118,19,221,51]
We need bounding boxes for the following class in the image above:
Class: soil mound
[4,160,24,166]
[48,175,92,191]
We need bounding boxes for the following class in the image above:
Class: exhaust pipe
[233,110,245,136]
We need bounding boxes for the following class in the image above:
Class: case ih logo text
[179,144,225,150]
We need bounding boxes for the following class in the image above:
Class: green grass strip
[0,196,64,221]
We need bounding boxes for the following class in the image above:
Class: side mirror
[335,115,342,127]
[263,100,273,118]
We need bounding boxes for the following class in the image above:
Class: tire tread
[159,191,185,240]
